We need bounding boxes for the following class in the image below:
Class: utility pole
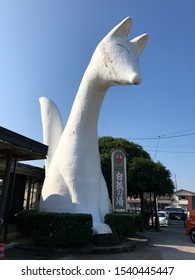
[174,173,178,191]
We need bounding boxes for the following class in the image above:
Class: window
[178,195,187,200]
[169,212,185,221]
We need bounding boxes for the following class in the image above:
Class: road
[127,225,195,260]
[60,225,195,260]
[4,225,195,260]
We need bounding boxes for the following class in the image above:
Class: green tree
[99,136,174,198]
[99,136,151,199]
[128,158,174,197]
[99,136,175,229]
[152,161,175,196]
[128,157,155,197]
[128,157,175,229]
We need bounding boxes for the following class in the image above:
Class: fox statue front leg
[40,168,73,213]
[92,174,112,234]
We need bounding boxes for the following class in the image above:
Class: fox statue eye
[117,43,130,54]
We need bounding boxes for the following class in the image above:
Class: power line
[99,129,195,155]
[157,128,195,137]
[141,144,195,151]
[147,150,195,154]
[127,131,195,141]
[127,130,195,157]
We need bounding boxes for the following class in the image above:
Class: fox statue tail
[39,97,63,174]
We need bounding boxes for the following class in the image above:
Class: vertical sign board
[111,150,127,212]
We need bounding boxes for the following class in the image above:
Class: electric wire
[99,128,195,155]
[127,131,195,141]
[126,129,195,156]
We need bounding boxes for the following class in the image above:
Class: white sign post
[111,150,127,212]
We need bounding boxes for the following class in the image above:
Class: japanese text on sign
[111,150,127,212]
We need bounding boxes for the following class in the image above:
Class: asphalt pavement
[4,233,149,260]
[4,226,195,260]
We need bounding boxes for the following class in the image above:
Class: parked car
[186,195,195,243]
[168,211,186,226]
[164,206,185,213]
[158,211,168,227]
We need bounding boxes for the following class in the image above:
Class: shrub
[133,213,144,232]
[15,210,36,235]
[104,213,143,241]
[15,211,93,248]
[105,213,135,241]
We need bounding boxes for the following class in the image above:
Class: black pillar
[0,154,12,221]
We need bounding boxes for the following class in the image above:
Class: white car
[158,211,168,227]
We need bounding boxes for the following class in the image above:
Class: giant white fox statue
[39,17,148,234]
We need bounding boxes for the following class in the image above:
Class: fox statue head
[88,17,148,86]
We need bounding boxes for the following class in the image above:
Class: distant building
[127,189,195,211]
[162,189,195,210]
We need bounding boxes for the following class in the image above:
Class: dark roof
[0,126,48,161]
[0,126,48,176]
[14,162,45,179]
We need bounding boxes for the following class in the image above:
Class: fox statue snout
[131,73,142,85]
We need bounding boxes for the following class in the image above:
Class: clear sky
[1,0,195,192]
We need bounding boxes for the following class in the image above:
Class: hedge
[133,213,144,232]
[104,213,143,240]
[15,210,93,248]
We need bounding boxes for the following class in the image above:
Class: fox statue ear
[107,17,132,38]
[131,33,149,55]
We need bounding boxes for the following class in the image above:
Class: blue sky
[1,0,195,192]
